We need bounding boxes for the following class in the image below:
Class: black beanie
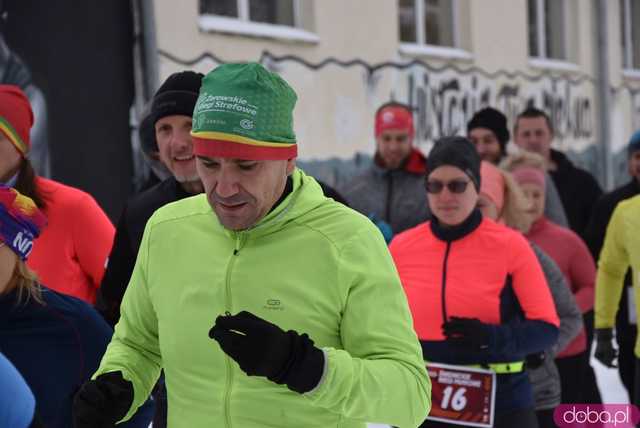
[467,107,510,154]
[150,71,204,126]
[426,136,481,191]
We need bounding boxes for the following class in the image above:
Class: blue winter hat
[628,130,640,156]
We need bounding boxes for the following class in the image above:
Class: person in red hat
[341,102,429,241]
[0,84,114,304]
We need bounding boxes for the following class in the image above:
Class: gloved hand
[594,328,618,368]
[442,317,491,350]
[72,371,134,428]
[525,352,546,369]
[209,311,325,394]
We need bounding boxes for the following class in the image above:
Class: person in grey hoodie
[341,102,429,240]
[477,160,582,428]
[527,244,582,428]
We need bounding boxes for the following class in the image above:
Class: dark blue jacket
[0,286,153,428]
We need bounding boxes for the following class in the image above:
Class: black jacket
[96,177,192,326]
[549,149,602,241]
[585,179,640,331]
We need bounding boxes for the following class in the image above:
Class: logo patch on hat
[240,119,254,130]
[382,111,395,123]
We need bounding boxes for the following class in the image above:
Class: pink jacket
[526,217,595,357]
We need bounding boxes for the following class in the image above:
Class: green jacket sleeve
[595,203,629,329]
[93,222,162,422]
[305,226,431,428]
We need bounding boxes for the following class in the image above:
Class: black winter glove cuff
[442,317,492,350]
[210,311,325,394]
[73,371,134,428]
[525,352,546,369]
[595,327,614,341]
[271,330,325,393]
[594,328,618,368]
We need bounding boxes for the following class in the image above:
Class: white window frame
[528,0,570,61]
[527,0,579,72]
[399,0,472,60]
[199,0,319,44]
[622,0,640,73]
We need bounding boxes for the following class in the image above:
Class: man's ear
[286,158,296,175]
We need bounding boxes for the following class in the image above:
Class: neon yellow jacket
[94,169,431,427]
[595,194,640,356]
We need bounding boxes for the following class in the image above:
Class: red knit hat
[0,85,34,157]
[374,105,415,140]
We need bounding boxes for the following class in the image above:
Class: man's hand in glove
[594,328,618,368]
[442,317,492,350]
[209,311,325,394]
[72,371,133,428]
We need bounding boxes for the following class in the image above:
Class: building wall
[153,0,640,189]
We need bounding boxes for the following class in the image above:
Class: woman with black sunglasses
[389,136,560,428]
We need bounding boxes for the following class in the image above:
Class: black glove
[209,311,324,394]
[73,371,134,428]
[525,352,546,369]
[594,328,618,368]
[442,317,492,350]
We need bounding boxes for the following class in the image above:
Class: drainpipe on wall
[130,0,160,190]
[139,0,160,96]
[594,0,613,189]
[131,0,159,109]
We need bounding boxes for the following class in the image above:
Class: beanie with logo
[375,104,415,140]
[191,62,298,160]
[0,185,46,260]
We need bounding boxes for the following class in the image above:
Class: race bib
[426,362,496,427]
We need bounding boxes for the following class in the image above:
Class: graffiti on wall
[160,50,640,186]
[402,71,594,151]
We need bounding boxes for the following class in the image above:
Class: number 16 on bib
[425,362,496,427]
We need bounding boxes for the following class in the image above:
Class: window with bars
[199,0,297,27]
[527,0,568,60]
[621,0,640,70]
[399,0,456,47]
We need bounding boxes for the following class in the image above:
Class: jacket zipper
[223,234,243,428]
[441,242,452,323]
[385,172,394,223]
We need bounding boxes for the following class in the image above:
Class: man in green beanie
[73,62,431,428]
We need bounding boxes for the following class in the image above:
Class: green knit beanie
[191,62,298,160]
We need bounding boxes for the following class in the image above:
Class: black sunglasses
[425,179,470,194]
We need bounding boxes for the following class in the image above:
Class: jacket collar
[222,168,326,242]
[528,216,548,236]
[373,148,427,176]
[429,209,483,242]
[550,149,573,172]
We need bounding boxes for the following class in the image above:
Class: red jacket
[390,215,559,343]
[390,212,560,412]
[27,178,114,303]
